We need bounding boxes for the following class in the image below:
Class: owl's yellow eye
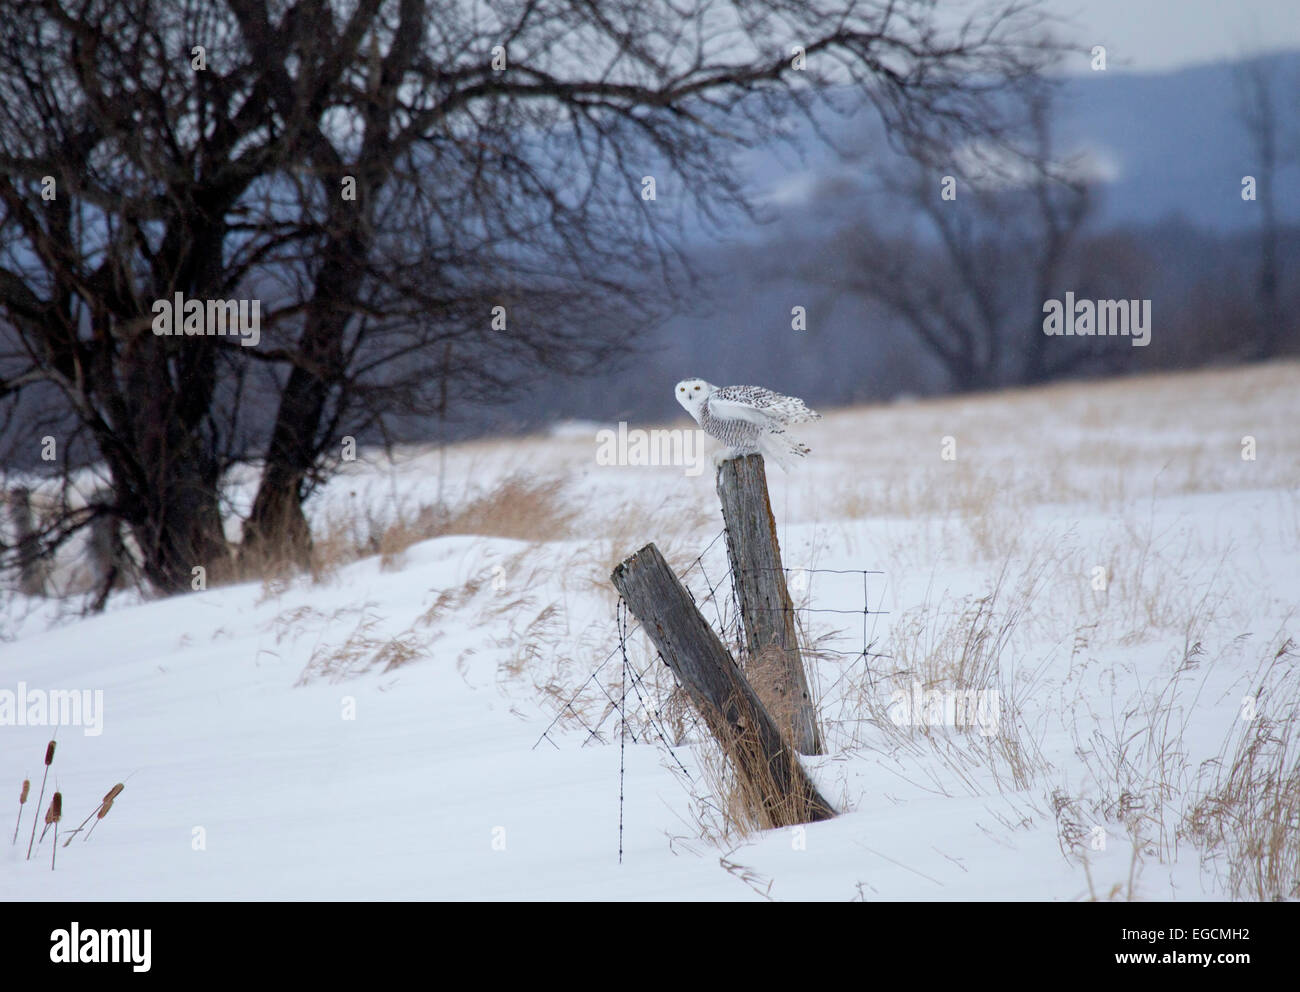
[693,386,700,391]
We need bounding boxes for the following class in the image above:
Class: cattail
[11,778,29,845]
[46,792,61,870]
[84,784,125,843]
[66,784,125,847]
[25,740,55,861]
[39,792,62,841]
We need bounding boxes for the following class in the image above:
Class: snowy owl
[675,378,821,470]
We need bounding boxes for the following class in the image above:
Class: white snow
[2,361,1297,900]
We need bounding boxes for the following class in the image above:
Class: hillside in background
[485,52,1300,436]
[2,53,1295,471]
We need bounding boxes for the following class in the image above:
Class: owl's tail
[760,429,812,471]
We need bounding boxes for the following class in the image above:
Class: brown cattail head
[97,799,114,819]
[45,793,62,824]
[19,779,29,803]
[103,784,124,803]
[44,741,55,766]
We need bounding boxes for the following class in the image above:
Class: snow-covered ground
[2,361,1297,900]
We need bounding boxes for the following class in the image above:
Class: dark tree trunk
[98,214,231,596]
[242,228,367,567]
[7,487,45,597]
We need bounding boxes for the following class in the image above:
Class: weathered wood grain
[612,542,835,826]
[715,453,822,755]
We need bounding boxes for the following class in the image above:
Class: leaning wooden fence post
[715,454,822,755]
[612,543,835,827]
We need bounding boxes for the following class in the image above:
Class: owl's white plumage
[674,378,821,470]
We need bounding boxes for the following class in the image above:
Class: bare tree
[807,80,1092,391]
[1,0,1056,596]
[1234,56,1296,361]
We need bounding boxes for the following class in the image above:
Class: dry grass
[683,714,833,842]
[283,601,428,684]
[376,474,578,571]
[668,551,1059,845]
[1043,603,1300,901]
[287,548,567,687]
[237,473,581,589]
[442,475,579,541]
[818,360,1300,531]
[824,555,1054,798]
[1077,841,1146,902]
[1062,647,1209,863]
[1044,638,1206,900]
[579,497,716,596]
[276,363,1298,877]
[744,645,820,752]
[1185,634,1300,901]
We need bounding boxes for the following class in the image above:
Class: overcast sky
[1046,0,1300,73]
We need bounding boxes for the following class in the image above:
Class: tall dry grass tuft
[440,475,578,541]
[718,847,776,899]
[1051,790,1147,900]
[239,473,577,589]
[1186,636,1300,900]
[686,710,833,842]
[1052,645,1207,880]
[374,474,577,572]
[290,560,545,684]
[293,604,426,684]
[745,645,820,753]
[829,557,1053,798]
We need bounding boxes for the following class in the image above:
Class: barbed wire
[530,529,728,752]
[530,529,890,860]
[534,531,890,750]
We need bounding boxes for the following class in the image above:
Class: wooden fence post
[612,542,835,827]
[715,454,822,755]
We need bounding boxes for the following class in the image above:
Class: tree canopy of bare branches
[0,0,1055,599]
